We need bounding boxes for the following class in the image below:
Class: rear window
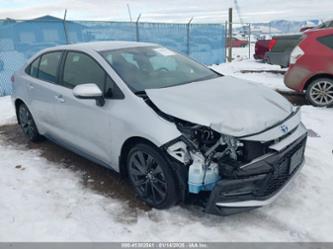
[271,36,301,52]
[317,35,333,50]
[38,52,62,83]
[26,58,40,77]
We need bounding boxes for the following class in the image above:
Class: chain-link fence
[0,16,226,96]
[225,22,252,61]
[226,21,307,61]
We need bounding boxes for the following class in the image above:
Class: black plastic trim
[205,133,307,216]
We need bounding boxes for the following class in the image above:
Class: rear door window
[318,35,333,50]
[38,52,62,83]
[26,57,40,78]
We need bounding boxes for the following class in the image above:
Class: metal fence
[0,16,226,96]
[226,21,307,61]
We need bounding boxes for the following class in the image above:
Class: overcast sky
[0,0,332,23]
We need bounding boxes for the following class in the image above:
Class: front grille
[241,140,269,162]
[258,138,306,196]
[262,174,290,196]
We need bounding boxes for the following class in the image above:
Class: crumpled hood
[146,76,294,137]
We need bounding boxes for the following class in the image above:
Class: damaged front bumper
[205,133,307,216]
[164,108,307,216]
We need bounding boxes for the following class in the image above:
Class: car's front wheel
[306,78,333,107]
[18,103,42,142]
[127,143,178,209]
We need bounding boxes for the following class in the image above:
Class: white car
[11,41,307,215]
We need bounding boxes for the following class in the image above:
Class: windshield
[100,46,219,92]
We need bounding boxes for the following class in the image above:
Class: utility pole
[228,8,233,62]
[136,14,141,42]
[127,3,133,22]
[269,22,272,36]
[63,9,69,44]
[186,17,194,56]
[248,24,251,59]
[224,21,228,63]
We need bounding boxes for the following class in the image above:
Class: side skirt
[43,133,119,174]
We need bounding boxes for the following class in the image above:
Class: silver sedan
[11,41,307,215]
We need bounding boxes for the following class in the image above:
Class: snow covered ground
[229,44,255,62]
[0,62,333,242]
[211,59,290,92]
[212,45,293,92]
[0,96,16,126]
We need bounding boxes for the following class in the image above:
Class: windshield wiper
[190,74,220,84]
[134,90,147,98]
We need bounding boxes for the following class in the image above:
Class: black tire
[18,103,42,142]
[306,78,333,107]
[127,143,178,209]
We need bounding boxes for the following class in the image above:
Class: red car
[284,28,333,107]
[254,39,276,60]
[227,37,248,48]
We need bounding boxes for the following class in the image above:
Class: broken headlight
[176,120,220,150]
[171,119,244,164]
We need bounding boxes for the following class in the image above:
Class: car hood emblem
[281,124,289,133]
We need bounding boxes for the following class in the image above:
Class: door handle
[28,83,34,90]
[55,95,65,103]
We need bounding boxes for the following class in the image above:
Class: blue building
[0,16,86,96]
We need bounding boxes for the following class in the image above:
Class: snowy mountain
[267,19,321,33]
[234,19,322,36]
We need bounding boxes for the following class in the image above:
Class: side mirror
[73,83,105,106]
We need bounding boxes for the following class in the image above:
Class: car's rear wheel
[18,103,42,142]
[306,78,333,107]
[127,143,178,209]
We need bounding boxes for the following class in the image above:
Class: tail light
[290,46,304,65]
[268,39,277,51]
[11,75,15,83]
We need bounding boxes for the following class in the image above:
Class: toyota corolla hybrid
[11,42,307,215]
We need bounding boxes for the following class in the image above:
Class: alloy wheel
[128,150,168,205]
[309,80,333,106]
[19,105,36,140]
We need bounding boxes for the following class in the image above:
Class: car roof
[272,33,302,39]
[42,41,158,53]
[305,27,333,36]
